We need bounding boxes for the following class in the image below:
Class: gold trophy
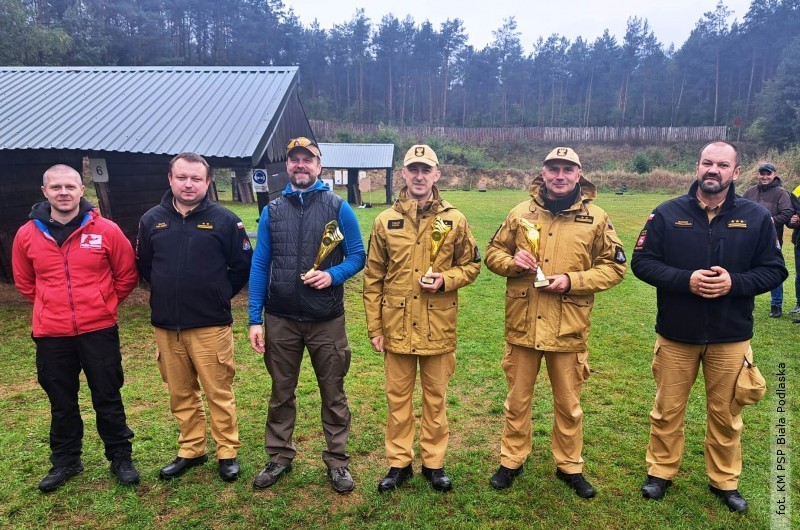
[302,221,344,279]
[421,216,452,285]
[518,218,551,288]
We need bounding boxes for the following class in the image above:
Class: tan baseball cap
[404,144,439,167]
[544,147,581,168]
[730,360,766,416]
[287,137,321,158]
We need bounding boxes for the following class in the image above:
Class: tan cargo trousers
[155,325,240,459]
[384,351,456,468]
[499,342,590,473]
[647,335,749,489]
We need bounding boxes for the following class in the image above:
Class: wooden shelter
[0,66,314,282]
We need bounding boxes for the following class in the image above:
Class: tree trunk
[744,48,756,124]
[713,50,720,125]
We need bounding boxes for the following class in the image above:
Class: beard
[698,174,731,195]
[289,170,317,190]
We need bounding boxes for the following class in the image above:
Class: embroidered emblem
[575,215,594,224]
[415,146,425,157]
[197,222,214,230]
[443,220,453,228]
[727,219,747,229]
[243,239,251,251]
[80,234,102,249]
[634,229,647,250]
[388,219,404,229]
[614,245,626,263]
[557,148,568,156]
[674,220,692,227]
[155,222,168,229]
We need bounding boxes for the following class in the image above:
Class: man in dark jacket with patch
[137,152,252,483]
[632,141,787,513]
[742,162,793,317]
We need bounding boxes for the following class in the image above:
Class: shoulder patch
[634,229,647,251]
[614,245,626,263]
[388,219,404,230]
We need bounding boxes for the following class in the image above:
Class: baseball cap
[730,359,766,416]
[404,145,439,167]
[544,147,582,168]
[287,137,321,158]
[758,163,776,174]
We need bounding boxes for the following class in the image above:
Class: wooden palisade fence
[310,120,728,145]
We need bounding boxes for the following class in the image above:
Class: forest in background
[1,0,799,147]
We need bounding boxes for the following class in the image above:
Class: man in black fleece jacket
[631,141,786,513]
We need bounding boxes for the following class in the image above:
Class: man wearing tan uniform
[364,144,481,493]
[486,147,626,498]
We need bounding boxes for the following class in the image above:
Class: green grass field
[0,190,797,529]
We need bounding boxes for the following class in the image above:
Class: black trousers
[34,325,134,466]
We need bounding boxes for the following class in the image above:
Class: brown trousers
[263,314,352,468]
[155,325,240,459]
[384,351,456,468]
[647,335,749,489]
[499,342,590,473]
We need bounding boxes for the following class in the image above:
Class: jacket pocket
[558,294,592,338]
[382,295,407,340]
[505,287,529,333]
[427,295,458,341]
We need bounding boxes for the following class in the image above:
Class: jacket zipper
[175,217,186,340]
[297,201,305,320]
[63,241,79,335]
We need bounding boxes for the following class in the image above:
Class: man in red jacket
[12,164,139,492]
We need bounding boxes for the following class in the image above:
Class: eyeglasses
[759,171,773,176]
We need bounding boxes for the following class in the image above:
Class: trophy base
[533,278,551,288]
[420,266,435,285]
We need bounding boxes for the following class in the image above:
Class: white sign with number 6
[89,158,109,183]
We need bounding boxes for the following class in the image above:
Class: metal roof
[318,143,395,169]
[0,66,299,160]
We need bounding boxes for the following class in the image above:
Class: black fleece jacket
[136,191,252,330]
[631,181,787,344]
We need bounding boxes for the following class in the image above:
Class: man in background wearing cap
[742,162,792,317]
[249,137,366,493]
[364,144,481,493]
[631,141,786,512]
[485,147,626,498]
[137,152,253,483]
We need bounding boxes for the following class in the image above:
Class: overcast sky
[285,0,754,52]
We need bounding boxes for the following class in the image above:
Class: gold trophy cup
[421,216,452,285]
[302,220,344,279]
[518,218,551,288]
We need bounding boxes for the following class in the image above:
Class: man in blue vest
[248,137,366,493]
